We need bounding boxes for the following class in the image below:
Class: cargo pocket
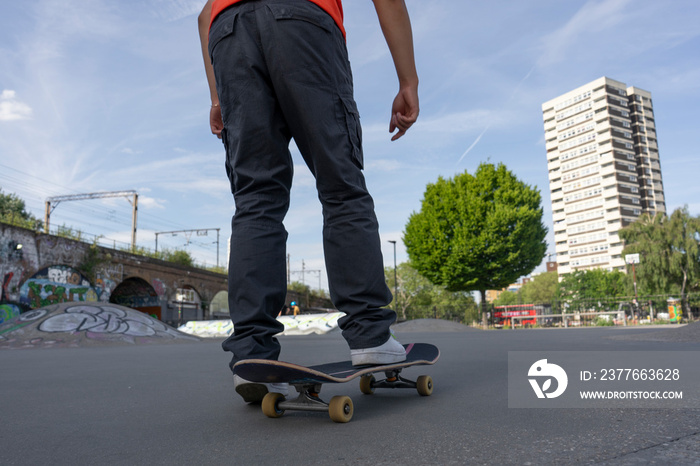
[266,3,334,33]
[208,12,238,65]
[339,94,364,170]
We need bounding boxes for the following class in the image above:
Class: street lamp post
[388,240,397,311]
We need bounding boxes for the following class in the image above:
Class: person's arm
[198,1,223,138]
[372,0,419,141]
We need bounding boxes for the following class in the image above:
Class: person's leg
[256,1,399,352]
[209,4,293,370]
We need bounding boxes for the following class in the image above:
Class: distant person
[291,301,300,316]
[198,0,419,402]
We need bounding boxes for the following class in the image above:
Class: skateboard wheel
[359,375,375,395]
[416,375,433,396]
[328,396,353,423]
[262,392,286,418]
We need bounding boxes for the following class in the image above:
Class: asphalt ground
[2,324,699,465]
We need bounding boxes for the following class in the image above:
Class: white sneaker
[350,332,407,366]
[233,374,289,403]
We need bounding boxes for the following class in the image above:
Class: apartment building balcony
[596,120,611,134]
[548,158,561,171]
[604,197,620,210]
[593,98,609,112]
[600,163,616,177]
[597,140,613,154]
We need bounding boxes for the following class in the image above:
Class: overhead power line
[45,191,138,250]
[155,228,221,268]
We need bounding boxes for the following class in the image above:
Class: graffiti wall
[178,312,344,338]
[19,265,99,308]
[1,234,33,304]
[1,223,228,319]
[0,303,200,349]
[0,303,23,324]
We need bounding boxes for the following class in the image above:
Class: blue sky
[1,0,699,292]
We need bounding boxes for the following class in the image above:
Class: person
[198,0,419,402]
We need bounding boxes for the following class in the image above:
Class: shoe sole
[235,382,269,403]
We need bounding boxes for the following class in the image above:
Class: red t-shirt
[210,0,345,38]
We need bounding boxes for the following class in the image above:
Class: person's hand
[210,104,223,139]
[389,85,419,141]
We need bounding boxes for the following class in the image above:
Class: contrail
[455,66,536,167]
[455,125,489,167]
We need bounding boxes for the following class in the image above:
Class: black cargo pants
[209,0,395,368]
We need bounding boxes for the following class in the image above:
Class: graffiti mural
[1,238,30,303]
[0,304,198,349]
[0,309,49,339]
[278,312,344,335]
[19,266,98,308]
[152,278,167,297]
[178,319,233,338]
[2,224,229,318]
[39,236,81,265]
[0,303,22,324]
[178,312,345,338]
[40,305,181,338]
[0,239,24,262]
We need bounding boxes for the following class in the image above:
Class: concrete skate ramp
[0,302,200,349]
[612,321,700,343]
[392,318,477,332]
[178,312,344,338]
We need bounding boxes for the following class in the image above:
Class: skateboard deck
[233,343,439,423]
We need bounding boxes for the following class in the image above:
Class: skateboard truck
[263,383,354,423]
[365,369,424,391]
[261,369,433,423]
[279,384,330,413]
[359,369,433,395]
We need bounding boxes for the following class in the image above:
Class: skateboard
[233,343,439,423]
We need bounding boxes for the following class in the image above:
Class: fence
[487,293,699,329]
[48,225,224,273]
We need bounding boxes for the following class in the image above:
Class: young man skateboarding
[198,0,419,402]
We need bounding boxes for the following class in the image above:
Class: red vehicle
[493,304,540,327]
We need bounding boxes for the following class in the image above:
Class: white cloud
[367,159,402,172]
[138,195,167,210]
[0,90,32,121]
[537,0,633,67]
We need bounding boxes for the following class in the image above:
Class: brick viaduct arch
[1,223,227,324]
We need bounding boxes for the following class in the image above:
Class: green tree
[404,162,547,324]
[384,263,433,320]
[557,269,629,310]
[667,207,700,299]
[620,207,700,313]
[493,290,519,306]
[78,239,111,282]
[164,249,195,267]
[384,263,479,323]
[520,272,560,305]
[618,213,674,295]
[0,189,43,230]
[620,208,700,294]
[288,281,311,296]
